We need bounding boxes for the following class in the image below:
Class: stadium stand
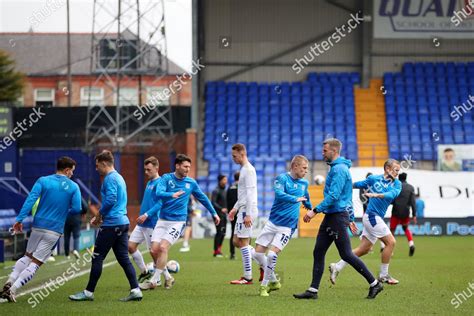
[202,72,360,213]
[384,62,474,161]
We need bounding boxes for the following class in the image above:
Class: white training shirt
[234,161,258,218]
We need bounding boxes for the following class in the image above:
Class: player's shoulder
[393,178,402,188]
[275,172,288,182]
[299,177,309,186]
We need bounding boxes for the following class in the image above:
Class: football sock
[409,240,414,247]
[84,289,94,297]
[262,251,278,286]
[335,259,348,272]
[163,268,172,281]
[131,250,147,273]
[150,268,163,284]
[8,256,32,284]
[370,280,378,287]
[183,241,189,248]
[11,262,39,294]
[308,287,318,293]
[380,263,389,277]
[241,246,252,280]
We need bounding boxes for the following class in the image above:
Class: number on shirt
[169,227,180,239]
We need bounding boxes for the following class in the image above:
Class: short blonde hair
[231,143,246,153]
[290,155,309,168]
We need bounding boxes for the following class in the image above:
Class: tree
[0,50,24,103]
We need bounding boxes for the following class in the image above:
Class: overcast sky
[0,0,193,72]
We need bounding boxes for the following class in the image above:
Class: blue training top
[99,170,129,226]
[16,174,82,234]
[269,172,312,229]
[315,157,355,221]
[354,174,402,219]
[155,173,217,222]
[139,177,162,228]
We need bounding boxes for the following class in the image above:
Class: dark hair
[144,156,159,167]
[234,171,240,181]
[218,174,227,182]
[366,172,373,178]
[399,172,407,181]
[175,154,191,165]
[95,150,114,166]
[443,148,454,153]
[323,138,342,153]
[57,156,76,171]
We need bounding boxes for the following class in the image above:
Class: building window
[80,87,104,106]
[97,39,137,70]
[34,88,54,107]
[117,88,138,106]
[146,87,170,106]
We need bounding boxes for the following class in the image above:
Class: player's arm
[145,199,162,218]
[211,189,224,212]
[15,179,43,227]
[192,182,220,225]
[274,176,300,203]
[69,184,82,214]
[244,171,258,217]
[99,178,117,216]
[302,184,312,210]
[154,176,184,199]
[409,186,417,220]
[353,176,371,189]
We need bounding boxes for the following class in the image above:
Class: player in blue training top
[294,138,383,300]
[140,154,220,290]
[330,159,402,285]
[129,156,162,283]
[1,157,81,303]
[69,151,142,302]
[253,155,312,297]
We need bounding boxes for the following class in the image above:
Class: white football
[314,175,325,186]
[166,260,180,273]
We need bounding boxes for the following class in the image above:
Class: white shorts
[129,225,153,249]
[361,213,391,245]
[255,221,292,251]
[151,220,186,245]
[26,228,61,263]
[234,211,254,238]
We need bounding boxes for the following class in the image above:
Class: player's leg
[213,213,227,257]
[4,233,40,290]
[401,217,415,256]
[332,214,382,299]
[331,236,373,284]
[180,216,192,252]
[69,226,114,301]
[112,224,142,301]
[64,221,72,258]
[294,216,333,299]
[230,214,253,284]
[229,217,237,259]
[5,230,59,302]
[71,217,81,259]
[378,233,398,284]
[128,226,149,280]
[252,221,274,283]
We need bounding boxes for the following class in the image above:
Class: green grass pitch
[1,236,473,315]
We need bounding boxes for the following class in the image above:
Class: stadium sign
[351,168,474,218]
[374,0,474,38]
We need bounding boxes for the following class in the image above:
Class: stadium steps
[298,185,324,237]
[354,78,389,166]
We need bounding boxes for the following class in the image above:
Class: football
[166,260,180,273]
[314,175,325,186]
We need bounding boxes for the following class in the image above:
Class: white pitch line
[53,260,71,266]
[17,260,118,298]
